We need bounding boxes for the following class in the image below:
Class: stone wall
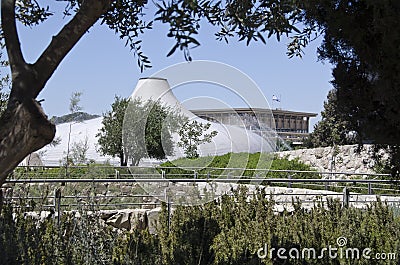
[277,145,382,174]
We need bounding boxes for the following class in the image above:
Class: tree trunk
[0,99,55,186]
[120,152,127,167]
[0,0,111,187]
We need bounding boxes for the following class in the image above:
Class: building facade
[191,108,317,144]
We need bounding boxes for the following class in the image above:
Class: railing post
[193,171,198,187]
[165,189,171,233]
[342,187,350,208]
[368,182,373,195]
[288,174,292,188]
[54,188,62,226]
[161,170,166,179]
[168,195,171,231]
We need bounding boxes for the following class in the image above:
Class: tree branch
[1,0,26,73]
[33,0,112,98]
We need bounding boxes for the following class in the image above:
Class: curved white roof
[130,78,274,159]
[39,78,275,166]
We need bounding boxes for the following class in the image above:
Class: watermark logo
[257,236,396,261]
[336,236,347,247]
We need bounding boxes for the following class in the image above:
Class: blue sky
[15,1,333,129]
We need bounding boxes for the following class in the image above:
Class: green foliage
[161,152,316,180]
[101,0,154,71]
[2,187,400,264]
[308,89,358,147]
[0,204,116,264]
[69,135,89,165]
[160,189,400,265]
[49,112,100,125]
[15,0,53,26]
[122,98,185,166]
[113,228,162,265]
[300,1,400,174]
[97,96,184,167]
[301,1,400,144]
[69,91,83,114]
[154,0,306,61]
[144,100,184,161]
[177,120,218,159]
[159,203,220,265]
[5,1,309,74]
[96,96,129,166]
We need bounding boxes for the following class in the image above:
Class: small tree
[70,135,89,165]
[123,98,185,166]
[69,91,83,114]
[96,96,129,166]
[66,91,84,168]
[178,120,218,159]
[99,97,184,166]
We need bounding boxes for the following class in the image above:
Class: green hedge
[1,187,400,264]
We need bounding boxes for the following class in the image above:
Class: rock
[102,208,161,234]
[106,211,132,230]
[146,207,161,234]
[99,210,118,220]
[130,209,148,231]
[276,145,384,175]
[20,152,43,167]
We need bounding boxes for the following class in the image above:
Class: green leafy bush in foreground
[1,186,400,264]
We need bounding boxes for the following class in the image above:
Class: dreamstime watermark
[257,236,396,261]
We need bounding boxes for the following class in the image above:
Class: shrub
[1,187,400,264]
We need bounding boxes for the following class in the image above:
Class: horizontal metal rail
[5,178,400,184]
[15,165,391,177]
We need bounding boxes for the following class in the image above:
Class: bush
[161,187,400,265]
[1,187,400,264]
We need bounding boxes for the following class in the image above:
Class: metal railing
[4,166,400,213]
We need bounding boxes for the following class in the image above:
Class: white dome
[130,77,274,158]
[39,117,118,166]
[38,78,275,166]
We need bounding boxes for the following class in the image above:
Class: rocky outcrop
[102,207,160,234]
[277,145,386,175]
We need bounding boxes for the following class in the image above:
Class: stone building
[191,108,317,144]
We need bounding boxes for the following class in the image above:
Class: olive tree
[122,98,185,166]
[0,0,316,185]
[96,96,129,166]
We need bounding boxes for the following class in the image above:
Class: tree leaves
[15,0,53,26]
[300,0,400,175]
[101,0,153,72]
[308,89,358,148]
[10,0,313,71]
[177,120,218,159]
[96,96,129,166]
